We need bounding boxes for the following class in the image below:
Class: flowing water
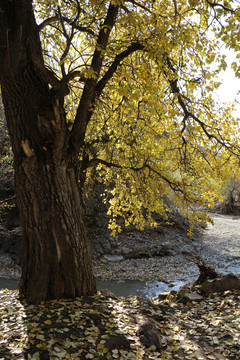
[0,278,187,300]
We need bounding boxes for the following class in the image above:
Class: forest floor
[0,215,240,359]
[0,286,239,360]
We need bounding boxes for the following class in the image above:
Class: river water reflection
[97,279,187,300]
[0,278,187,300]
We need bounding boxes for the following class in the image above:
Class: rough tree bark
[0,0,96,303]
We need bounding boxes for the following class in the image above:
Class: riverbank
[1,215,240,298]
[95,214,240,280]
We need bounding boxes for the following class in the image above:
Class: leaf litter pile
[0,287,239,360]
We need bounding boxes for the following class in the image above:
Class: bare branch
[38,15,95,37]
[64,70,86,83]
[62,17,96,36]
[206,0,235,13]
[172,0,178,26]
[164,56,240,154]
[87,158,195,202]
[38,16,59,32]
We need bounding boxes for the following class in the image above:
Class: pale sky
[216,49,240,116]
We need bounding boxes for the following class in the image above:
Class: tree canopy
[2,0,240,233]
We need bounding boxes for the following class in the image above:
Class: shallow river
[0,278,187,300]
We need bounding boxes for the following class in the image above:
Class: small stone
[105,255,124,262]
[121,247,131,255]
[183,293,204,302]
[131,261,138,267]
[157,291,170,301]
[104,241,112,251]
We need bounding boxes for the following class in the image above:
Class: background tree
[0,0,239,303]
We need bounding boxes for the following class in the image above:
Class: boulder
[99,289,118,300]
[136,320,162,350]
[202,274,240,294]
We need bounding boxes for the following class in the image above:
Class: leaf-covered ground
[0,288,239,360]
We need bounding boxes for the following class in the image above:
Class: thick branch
[38,15,95,36]
[46,68,86,88]
[69,3,119,155]
[38,16,59,31]
[95,42,145,97]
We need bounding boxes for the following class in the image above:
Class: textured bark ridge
[16,157,96,303]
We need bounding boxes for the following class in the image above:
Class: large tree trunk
[0,0,96,303]
[16,157,96,303]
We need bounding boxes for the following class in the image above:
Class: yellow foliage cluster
[34,0,240,233]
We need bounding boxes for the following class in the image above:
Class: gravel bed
[93,254,199,283]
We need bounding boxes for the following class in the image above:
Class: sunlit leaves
[1,288,240,359]
[33,0,240,232]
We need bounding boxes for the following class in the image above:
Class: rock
[202,274,240,294]
[102,241,112,253]
[137,246,148,255]
[0,180,15,199]
[126,246,151,259]
[181,246,192,255]
[156,291,170,301]
[176,283,194,298]
[182,293,204,303]
[99,289,118,300]
[154,243,172,257]
[92,243,104,256]
[114,248,122,255]
[105,255,124,262]
[100,258,108,264]
[131,260,139,267]
[6,213,21,230]
[121,247,131,256]
[105,334,131,351]
[136,320,162,350]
